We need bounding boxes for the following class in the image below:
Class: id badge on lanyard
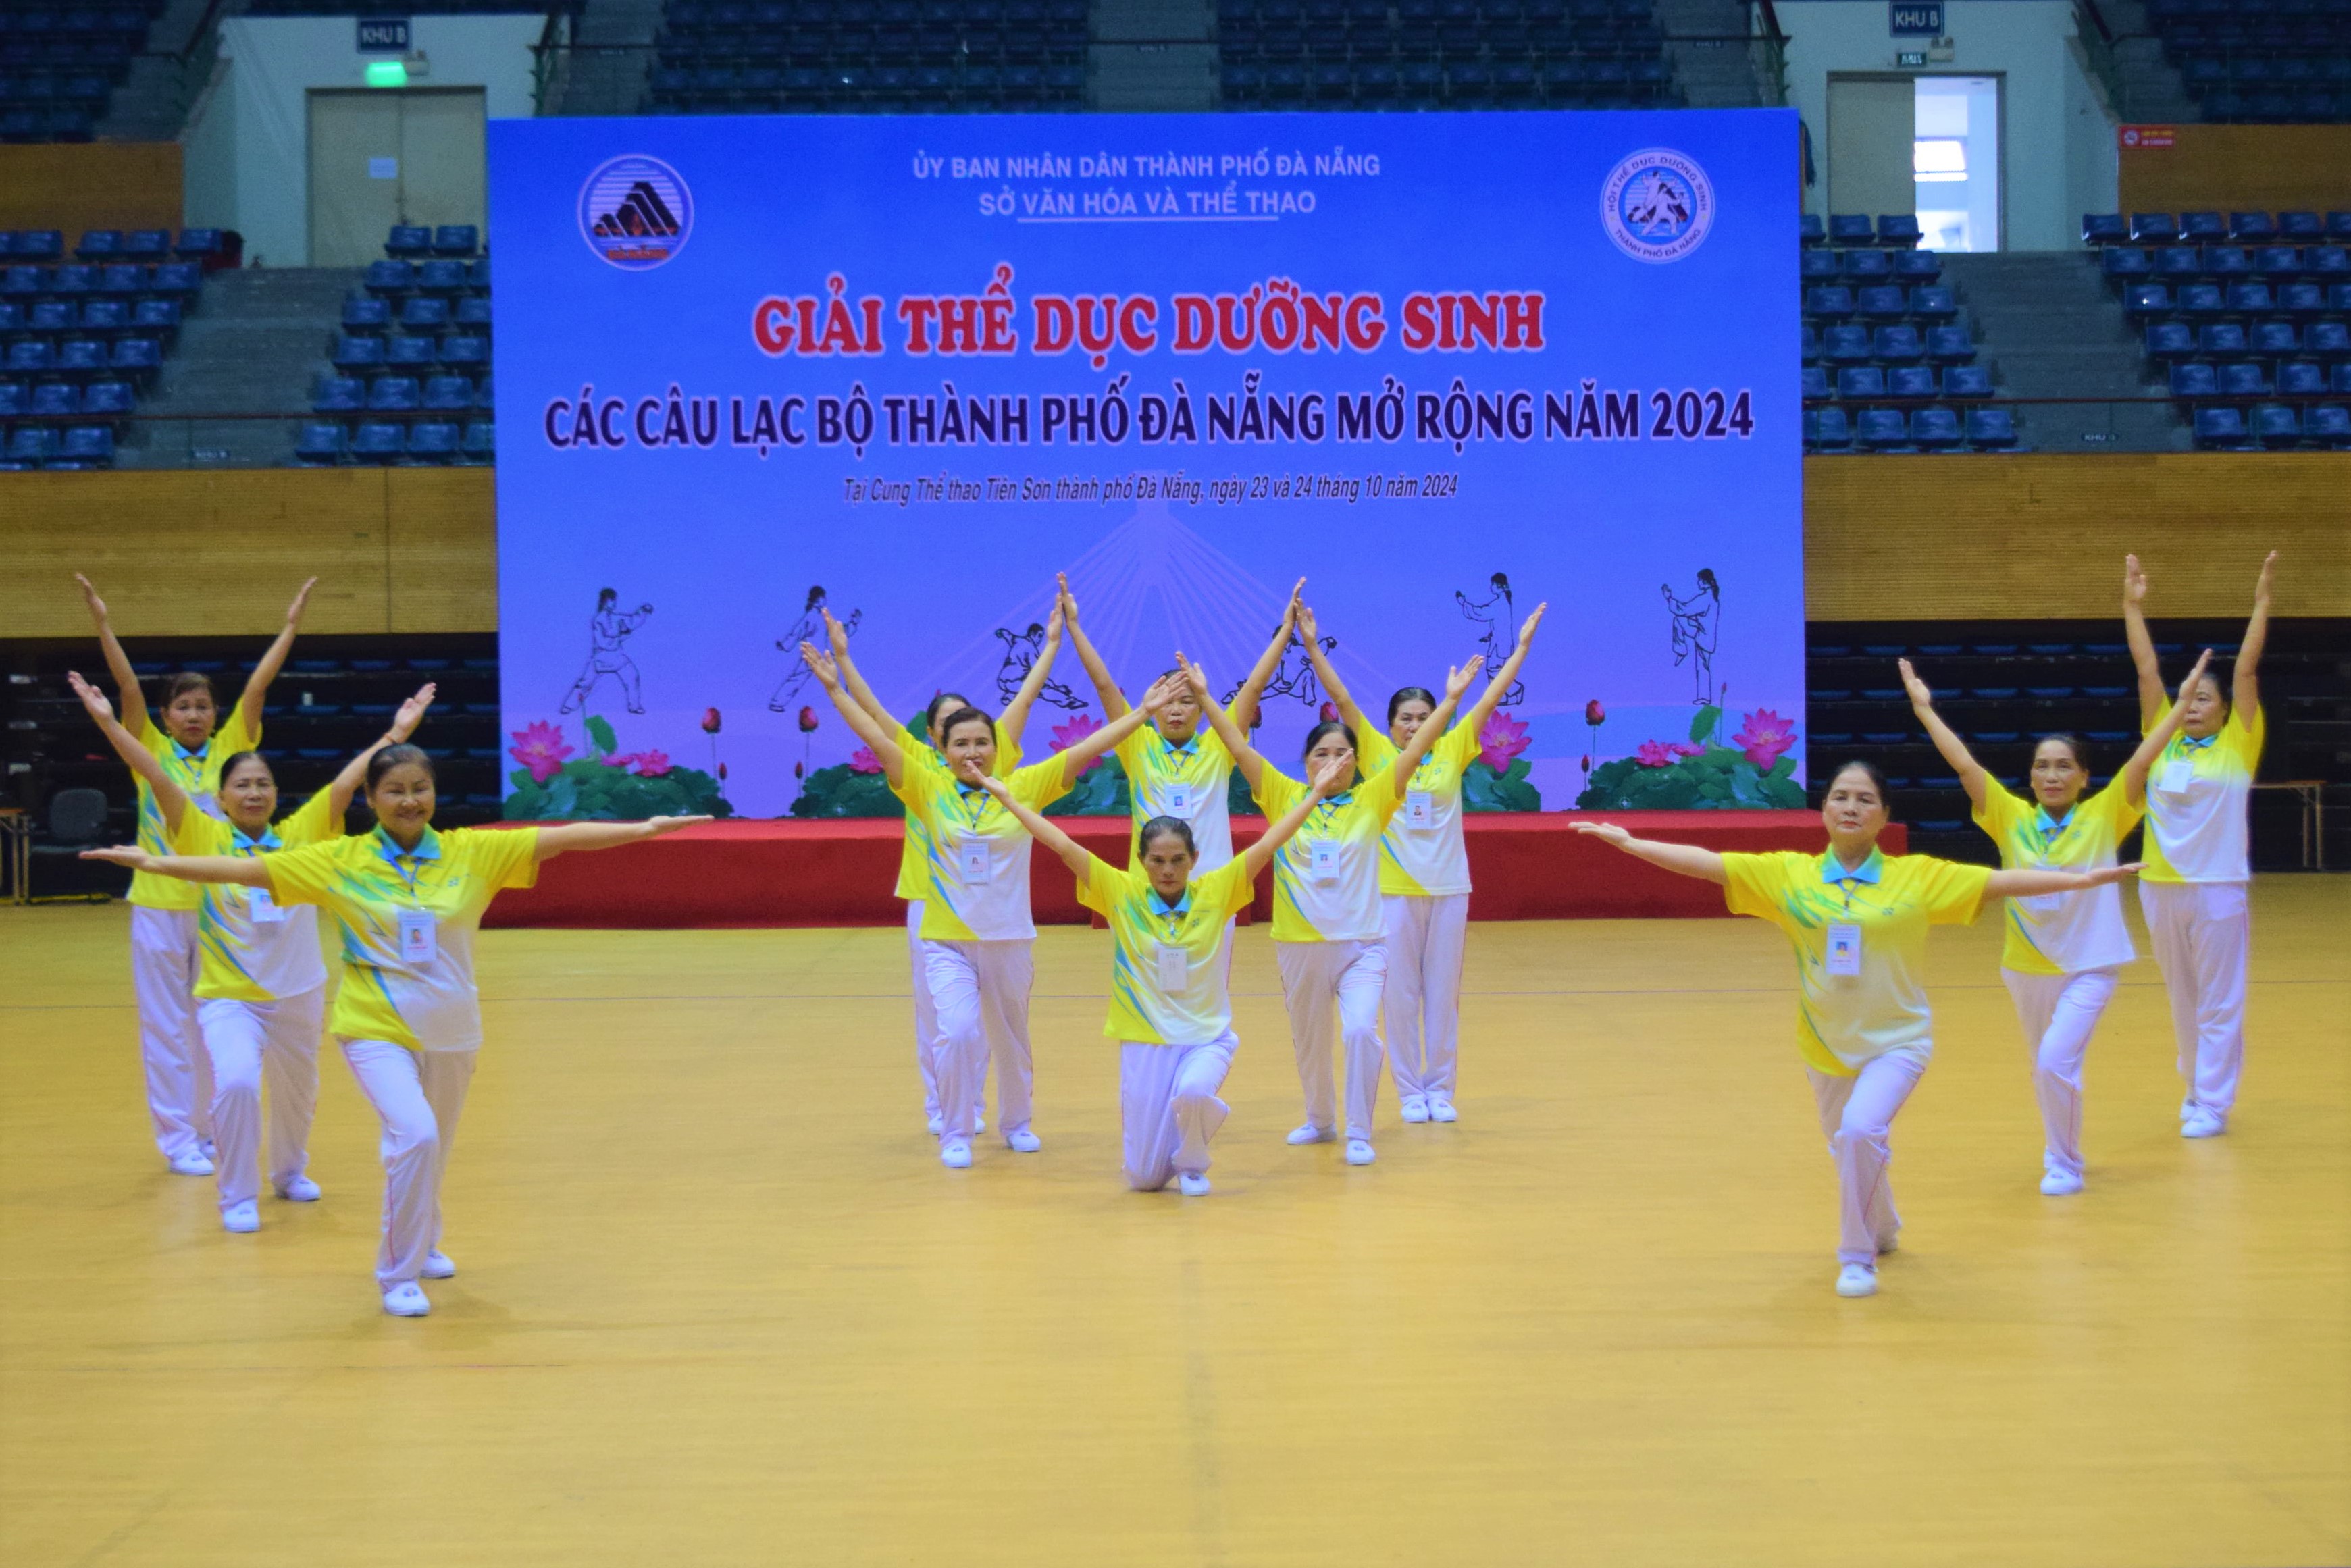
[397,907,437,964]
[1404,790,1434,829]
[1309,841,1341,884]
[1824,921,1863,978]
[1163,782,1194,818]
[245,886,288,924]
[2158,757,2196,796]
[1155,942,1189,993]
[958,835,993,883]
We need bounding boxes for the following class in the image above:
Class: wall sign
[1890,3,1944,36]
[356,17,410,53]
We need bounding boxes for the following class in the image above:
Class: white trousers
[1276,939,1388,1141]
[922,938,1035,1144]
[129,906,213,1161]
[1807,1051,1927,1267]
[1381,892,1468,1103]
[2139,881,2250,1117]
[340,1039,476,1287]
[198,987,324,1210]
[1120,1033,1239,1190]
[2000,967,2119,1179]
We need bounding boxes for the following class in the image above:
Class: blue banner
[488,109,1803,820]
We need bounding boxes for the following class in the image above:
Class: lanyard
[954,787,992,835]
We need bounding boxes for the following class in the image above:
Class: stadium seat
[0,383,23,418]
[174,228,224,261]
[365,261,414,295]
[1844,249,1892,284]
[1855,408,1911,451]
[30,382,79,416]
[2146,321,2196,360]
[431,225,480,257]
[2192,405,2250,448]
[2177,283,2225,318]
[384,335,436,370]
[2249,402,2300,447]
[2082,213,2127,244]
[343,296,391,332]
[1805,286,1855,320]
[2279,211,2324,240]
[2305,404,2351,448]
[1887,365,1938,398]
[2123,284,2171,319]
[1909,286,1957,321]
[2198,322,2248,356]
[1835,366,1885,400]
[385,224,432,259]
[130,298,178,336]
[80,380,131,419]
[398,296,449,332]
[2225,282,2273,314]
[2153,246,2202,281]
[2168,361,2219,398]
[53,424,113,466]
[2277,361,2327,398]
[312,375,365,414]
[2101,247,2151,284]
[2180,211,2225,242]
[459,419,496,463]
[2309,321,2351,358]
[2279,282,2327,317]
[2219,361,2270,397]
[423,374,473,412]
[1942,364,1994,398]
[5,426,59,465]
[1924,326,1976,365]
[14,231,63,263]
[1800,365,1830,401]
[2311,246,2351,280]
[2254,246,2302,281]
[1891,249,1940,284]
[403,420,460,463]
[2229,211,2275,243]
[417,259,469,294]
[1799,325,1820,364]
[2129,213,2179,244]
[1827,214,1875,246]
[107,338,159,380]
[75,229,121,261]
[1800,250,1839,284]
[1910,406,1963,450]
[2252,320,2300,357]
[453,296,492,332]
[349,421,407,463]
[1799,213,1825,246]
[438,336,488,371]
[150,262,201,296]
[1876,215,1921,249]
[1821,324,1871,365]
[292,423,345,464]
[1802,404,1851,451]
[332,334,385,373]
[1872,325,1923,363]
[1857,285,1906,321]
[367,375,421,413]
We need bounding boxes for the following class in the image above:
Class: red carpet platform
[485,812,1905,929]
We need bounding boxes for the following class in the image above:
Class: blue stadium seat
[312,375,365,414]
[2146,321,2196,359]
[438,336,488,371]
[467,258,492,290]
[2309,321,2351,358]
[1857,284,1907,321]
[459,420,496,463]
[2204,246,2251,280]
[150,262,201,296]
[2230,211,2275,243]
[1877,214,1922,249]
[367,375,421,413]
[75,229,121,261]
[1828,214,1875,246]
[349,421,407,463]
[78,298,124,333]
[2277,361,2327,398]
[2254,246,2302,280]
[2278,211,2324,240]
[365,261,414,295]
[343,296,391,332]
[1800,249,1839,283]
[1843,249,1892,283]
[5,340,53,374]
[332,334,385,373]
[53,424,113,466]
[2082,213,2127,244]
[1924,326,1976,365]
[2168,361,2218,398]
[1911,405,1963,450]
[475,374,494,411]
[2177,283,2225,318]
[1805,286,1855,320]
[80,379,132,418]
[2192,405,2250,448]
[0,383,23,418]
[2252,320,2300,357]
[2306,404,2351,448]
[1799,325,1820,364]
[27,300,73,333]
[1855,407,1911,450]
[1836,366,1885,400]
[1908,285,1957,321]
[293,422,345,465]
[1803,404,1851,451]
[1942,364,1994,398]
[2310,246,2351,280]
[51,265,95,297]
[1887,365,1938,398]
[2249,402,2300,446]
[174,229,224,261]
[1800,364,1830,400]
[453,296,491,332]
[14,231,63,263]
[403,420,460,463]
[416,259,469,294]
[96,263,144,296]
[2219,361,2270,397]
[2102,247,2151,284]
[385,335,436,370]
[2279,282,2327,317]
[431,225,479,257]
[1800,213,1825,246]
[2180,211,2225,242]
[1872,324,1924,363]
[2225,282,2273,314]
[2132,213,2178,244]
[57,338,105,375]
[1891,249,1941,284]
[398,296,449,332]
[30,382,80,416]
[385,224,432,259]
[423,375,473,412]
[2198,322,2248,355]
[1821,324,1872,365]
[5,426,59,465]
[134,298,181,337]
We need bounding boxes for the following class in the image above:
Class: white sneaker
[2040,1168,2084,1196]
[1177,1172,1211,1197]
[975,1116,987,1137]
[925,1114,944,1137]
[1004,1129,1042,1154]
[1344,1138,1376,1166]
[275,1175,322,1202]
[382,1282,431,1317]
[167,1151,215,1177]
[2182,1109,2227,1139]
[221,1200,260,1234]
[422,1250,457,1280]
[939,1139,973,1169]
[1399,1097,1430,1124]
[1428,1097,1457,1124]
[1835,1263,1878,1298]
[1286,1123,1335,1145]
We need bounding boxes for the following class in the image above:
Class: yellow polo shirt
[1971,779,2139,975]
[1077,856,1257,1045]
[128,704,261,911]
[170,785,338,1002]
[1251,762,1403,943]
[1358,721,1482,897]
[2142,700,2263,884]
[1116,725,1237,870]
[892,756,1072,941]
[894,734,1022,901]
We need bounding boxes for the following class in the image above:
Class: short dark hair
[937,706,996,747]
[366,743,436,792]
[219,750,274,787]
[163,672,215,706]
[1825,759,1889,800]
[925,691,971,732]
[2034,733,2092,770]
[2181,664,2232,714]
[1386,686,1438,725]
[1139,817,1197,858]
[1303,718,1358,759]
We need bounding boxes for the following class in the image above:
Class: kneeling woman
[1191,652,1476,1168]
[70,672,436,1233]
[973,751,1347,1194]
[804,643,1173,1170]
[88,747,706,1317]
[1574,762,2139,1299]
[1902,651,2209,1194]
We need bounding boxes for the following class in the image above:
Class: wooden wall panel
[384,468,498,633]
[0,143,184,238]
[2117,124,2351,218]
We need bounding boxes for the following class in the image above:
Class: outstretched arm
[1229,578,1303,733]
[235,577,317,727]
[802,644,907,787]
[1046,673,1173,785]
[2119,649,2213,809]
[1295,604,1368,737]
[66,670,188,834]
[1987,862,2142,899]
[76,573,150,743]
[2122,555,2165,729]
[1240,752,1351,880]
[328,682,435,820]
[1898,658,1990,810]
[2235,550,2276,722]
[1185,656,1266,793]
[1570,820,1727,884]
[532,815,709,861]
[970,768,1094,881]
[1457,602,1547,741]
[822,608,896,735]
[999,604,1064,754]
[78,847,269,886]
[1058,575,1129,721]
[1387,656,1476,793]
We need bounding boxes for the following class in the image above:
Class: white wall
[181,14,542,267]
[1778,0,2118,251]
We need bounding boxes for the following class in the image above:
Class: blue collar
[170,735,210,764]
[1820,848,1883,886]
[1321,790,1355,808]
[1147,885,1193,918]
[1158,731,1199,760]
[373,825,441,866]
[2179,733,2216,752]
[2033,803,2074,837]
[232,822,282,852]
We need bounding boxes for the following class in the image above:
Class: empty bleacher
[0,1,165,142]
[2140,0,2351,124]
[2086,207,2351,450]
[300,224,494,467]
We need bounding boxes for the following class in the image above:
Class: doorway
[307,87,486,267]
[1913,76,2003,253]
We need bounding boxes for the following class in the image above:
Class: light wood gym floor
[1,879,2344,1568]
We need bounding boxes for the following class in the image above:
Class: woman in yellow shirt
[70,673,434,1231]
[2123,551,2277,1139]
[1300,598,1546,1126]
[811,600,1068,1141]
[86,748,707,1318]
[1189,652,1476,1168]
[1574,762,2140,1298]
[1903,651,2208,1195]
[76,571,317,1176]
[802,642,1172,1170]
[970,750,1346,1195]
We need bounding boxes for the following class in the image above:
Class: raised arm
[1387,656,1475,793]
[66,669,188,833]
[802,643,907,787]
[999,602,1064,754]
[2122,555,2165,729]
[1058,574,1129,721]
[236,576,317,725]
[2119,649,2212,808]
[2234,550,2275,722]
[1898,658,1990,809]
[1047,673,1173,785]
[328,681,435,820]
[1185,656,1266,792]
[822,607,896,735]
[1295,603,1367,737]
[1986,862,2142,899]
[76,573,149,743]
[78,847,269,886]
[532,814,709,861]
[970,766,1093,881]
[1459,602,1546,739]
[1229,578,1304,733]
[1240,751,1350,880]
[1570,820,1727,884]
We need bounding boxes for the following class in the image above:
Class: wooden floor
[1,881,2344,1568]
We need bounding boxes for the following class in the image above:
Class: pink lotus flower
[1636,739,1678,768]
[600,751,638,769]
[1479,710,1530,772]
[509,720,573,784]
[1732,708,1799,770]
[631,748,672,777]
[1672,741,1705,758]
[848,746,882,775]
[1050,712,1106,773]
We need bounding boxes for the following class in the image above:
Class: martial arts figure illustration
[1664,569,1723,706]
[1456,573,1524,706]
[560,589,653,715]
[771,587,860,711]
[993,622,1087,711]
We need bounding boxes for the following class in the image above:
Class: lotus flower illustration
[1635,739,1678,768]
[701,707,722,735]
[1051,712,1106,773]
[631,748,672,777]
[848,746,882,775]
[509,720,573,784]
[1479,710,1530,772]
[798,705,819,733]
[1732,708,1798,769]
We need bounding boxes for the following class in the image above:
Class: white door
[308,88,487,266]
[1826,74,1917,223]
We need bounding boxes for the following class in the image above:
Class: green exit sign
[1896,49,1928,67]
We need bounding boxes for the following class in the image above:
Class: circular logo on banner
[1600,148,1714,264]
[577,155,694,271]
